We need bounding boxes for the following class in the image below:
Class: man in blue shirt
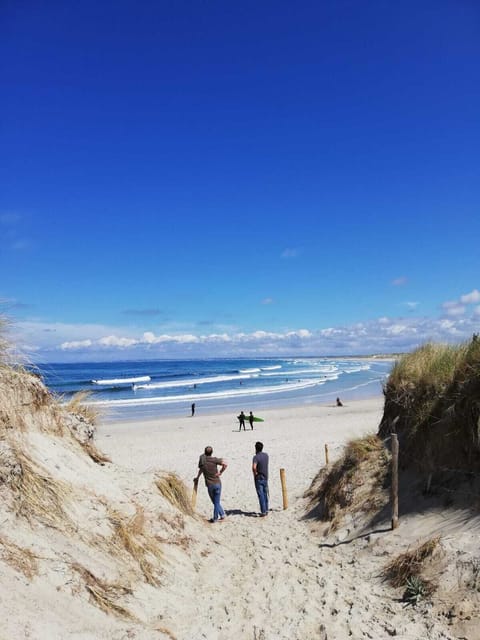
[252,441,269,517]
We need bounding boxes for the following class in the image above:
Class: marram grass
[380,335,480,473]
[155,472,195,516]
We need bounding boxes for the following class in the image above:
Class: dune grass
[11,450,72,531]
[383,536,440,588]
[379,335,480,474]
[65,391,100,425]
[305,433,389,529]
[0,535,38,578]
[383,537,440,604]
[155,472,195,517]
[108,506,163,586]
[71,562,134,620]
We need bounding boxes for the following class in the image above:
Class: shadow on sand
[317,527,392,548]
[225,508,262,518]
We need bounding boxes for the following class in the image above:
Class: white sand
[3,394,478,639]
[97,398,384,516]
[94,397,480,640]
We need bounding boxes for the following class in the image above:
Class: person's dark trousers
[207,483,225,521]
[255,477,269,515]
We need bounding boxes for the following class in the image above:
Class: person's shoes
[259,512,268,517]
[209,518,217,523]
[219,516,226,521]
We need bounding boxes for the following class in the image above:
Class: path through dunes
[165,492,459,640]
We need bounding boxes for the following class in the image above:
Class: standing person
[194,446,227,523]
[252,441,269,517]
[249,411,254,430]
[238,411,246,431]
[191,402,196,416]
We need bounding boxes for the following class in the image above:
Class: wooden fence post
[280,468,288,510]
[391,433,399,530]
[324,443,329,465]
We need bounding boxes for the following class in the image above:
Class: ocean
[33,357,394,423]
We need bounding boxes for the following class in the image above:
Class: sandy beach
[97,398,384,517]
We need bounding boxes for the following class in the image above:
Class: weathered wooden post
[391,433,399,530]
[280,468,288,510]
[324,443,329,465]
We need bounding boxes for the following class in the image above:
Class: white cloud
[392,277,407,286]
[9,294,480,362]
[460,289,480,304]
[405,301,419,310]
[98,336,138,347]
[61,339,93,350]
[441,301,466,317]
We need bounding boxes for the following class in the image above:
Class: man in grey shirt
[252,441,269,517]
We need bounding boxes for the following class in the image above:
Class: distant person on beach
[238,411,246,431]
[249,411,254,430]
[191,403,196,416]
[194,446,227,523]
[252,441,269,517]
[336,397,343,407]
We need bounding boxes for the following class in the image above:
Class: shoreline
[98,380,387,424]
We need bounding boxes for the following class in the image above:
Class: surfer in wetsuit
[238,411,246,431]
[191,402,196,416]
[249,411,254,429]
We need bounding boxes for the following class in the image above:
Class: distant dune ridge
[1,319,480,639]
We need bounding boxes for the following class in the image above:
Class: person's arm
[217,460,227,476]
[252,458,258,477]
[193,464,203,484]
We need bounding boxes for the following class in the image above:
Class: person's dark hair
[204,446,213,456]
[255,441,263,452]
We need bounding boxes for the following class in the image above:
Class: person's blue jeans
[207,483,225,521]
[255,477,269,515]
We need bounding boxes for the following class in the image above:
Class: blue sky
[1,1,479,362]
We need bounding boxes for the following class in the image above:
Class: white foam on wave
[91,378,326,407]
[239,368,261,373]
[342,365,370,373]
[91,375,151,385]
[134,373,251,390]
[261,365,282,371]
[260,366,339,377]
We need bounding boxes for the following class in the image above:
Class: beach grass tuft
[82,440,111,464]
[305,433,389,529]
[65,390,100,425]
[71,562,135,619]
[0,535,38,578]
[108,506,163,586]
[383,536,440,588]
[11,450,72,531]
[155,472,194,517]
